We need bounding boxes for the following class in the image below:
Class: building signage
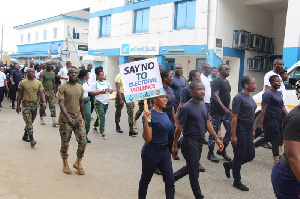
[120,41,159,56]
[126,0,147,5]
[77,45,88,56]
[119,57,164,103]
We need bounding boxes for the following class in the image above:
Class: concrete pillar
[282,0,300,68]
[119,56,128,64]
[155,55,166,69]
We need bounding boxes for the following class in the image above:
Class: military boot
[52,117,59,127]
[29,134,36,147]
[40,116,45,125]
[62,159,72,174]
[73,157,85,175]
[22,131,30,142]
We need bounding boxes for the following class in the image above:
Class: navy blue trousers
[174,137,204,199]
[254,122,280,157]
[272,161,300,199]
[208,114,232,147]
[226,123,255,184]
[0,86,5,105]
[138,143,175,199]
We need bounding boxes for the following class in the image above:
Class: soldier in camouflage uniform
[39,62,59,127]
[133,99,153,129]
[16,68,46,147]
[58,67,87,175]
[115,73,138,136]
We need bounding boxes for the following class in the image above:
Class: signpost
[119,57,164,103]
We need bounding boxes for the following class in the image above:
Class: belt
[280,153,290,168]
[148,142,168,150]
[183,134,205,143]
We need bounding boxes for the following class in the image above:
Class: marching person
[58,67,87,175]
[39,62,59,126]
[16,68,46,147]
[271,80,300,198]
[92,69,113,139]
[115,73,138,136]
[207,64,232,163]
[10,63,23,109]
[0,67,9,109]
[254,75,288,164]
[223,76,257,191]
[58,61,72,85]
[138,91,175,199]
[171,63,187,112]
[78,69,92,143]
[172,80,224,199]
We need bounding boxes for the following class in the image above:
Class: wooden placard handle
[144,99,151,122]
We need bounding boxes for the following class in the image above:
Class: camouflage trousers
[59,118,87,159]
[115,93,134,127]
[134,99,153,121]
[40,89,56,117]
[22,100,39,135]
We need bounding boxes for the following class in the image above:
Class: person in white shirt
[91,69,113,139]
[200,64,212,110]
[58,61,72,84]
[87,64,97,116]
[35,65,42,80]
[0,67,9,108]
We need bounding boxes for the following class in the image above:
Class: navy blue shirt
[210,78,231,115]
[10,70,22,88]
[163,86,176,123]
[171,75,186,107]
[180,85,192,103]
[178,100,209,139]
[232,92,257,123]
[143,109,173,144]
[262,89,283,124]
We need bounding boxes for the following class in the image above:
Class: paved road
[0,99,275,199]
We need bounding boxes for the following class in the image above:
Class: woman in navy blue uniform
[138,91,175,199]
[223,76,257,191]
[255,75,288,164]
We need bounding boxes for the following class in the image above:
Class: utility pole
[1,25,3,62]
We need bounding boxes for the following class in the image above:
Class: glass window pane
[102,17,107,36]
[176,2,186,29]
[186,1,196,29]
[106,16,111,36]
[135,10,143,33]
[142,9,150,32]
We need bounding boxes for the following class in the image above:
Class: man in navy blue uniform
[172,80,224,199]
[207,64,232,163]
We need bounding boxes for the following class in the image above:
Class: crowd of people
[0,58,299,198]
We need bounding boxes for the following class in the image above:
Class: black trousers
[0,86,5,105]
[10,86,17,107]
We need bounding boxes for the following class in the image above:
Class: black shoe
[116,124,123,133]
[173,156,180,160]
[129,129,138,136]
[233,183,249,191]
[100,133,106,140]
[207,152,219,163]
[262,143,272,149]
[43,113,46,116]
[217,150,232,161]
[12,106,15,109]
[199,163,205,172]
[223,162,231,178]
[154,167,162,175]
[22,135,30,142]
[86,137,91,143]
[30,140,37,147]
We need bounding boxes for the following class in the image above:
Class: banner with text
[119,57,164,102]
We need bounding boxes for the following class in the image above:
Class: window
[21,34,23,43]
[73,28,79,39]
[35,31,39,41]
[100,15,111,37]
[53,28,57,39]
[28,33,31,42]
[134,8,150,33]
[44,30,47,40]
[174,0,196,30]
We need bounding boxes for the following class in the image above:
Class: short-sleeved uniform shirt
[210,77,231,115]
[180,85,192,103]
[10,70,22,88]
[58,82,83,122]
[0,71,6,87]
[143,109,173,144]
[201,73,211,103]
[92,80,111,104]
[58,67,68,84]
[115,74,124,94]
[283,106,300,142]
[163,86,176,123]
[262,89,283,124]
[178,100,209,139]
[232,92,257,123]
[18,78,44,101]
[41,70,55,89]
[171,75,187,107]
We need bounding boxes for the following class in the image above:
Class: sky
[0,0,91,52]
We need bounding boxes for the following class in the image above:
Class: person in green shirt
[39,62,59,127]
[16,68,46,147]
